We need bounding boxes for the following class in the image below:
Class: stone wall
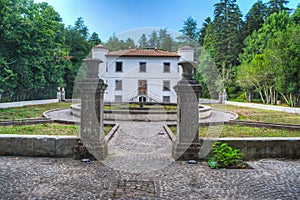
[200,138,300,160]
[0,123,119,158]
[0,134,79,157]
[2,128,299,160]
[163,125,300,160]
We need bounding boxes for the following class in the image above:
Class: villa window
[163,62,170,73]
[115,61,123,72]
[115,95,122,102]
[163,80,170,91]
[115,80,122,91]
[163,96,170,103]
[139,62,146,72]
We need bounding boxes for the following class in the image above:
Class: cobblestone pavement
[0,156,299,199]
[1,121,300,199]
[103,121,173,174]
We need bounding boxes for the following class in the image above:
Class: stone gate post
[173,60,202,160]
[78,58,108,160]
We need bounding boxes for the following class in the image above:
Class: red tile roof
[107,48,180,57]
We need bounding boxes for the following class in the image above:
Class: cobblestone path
[103,121,174,174]
[0,157,299,199]
[0,121,300,199]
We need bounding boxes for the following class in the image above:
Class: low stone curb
[227,120,300,131]
[226,101,300,114]
[42,108,69,119]
[163,124,176,144]
[0,118,53,126]
[104,123,120,142]
[0,99,59,109]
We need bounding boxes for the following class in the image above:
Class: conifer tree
[198,17,212,46]
[242,1,268,38]
[202,0,243,91]
[180,16,198,42]
[138,34,148,49]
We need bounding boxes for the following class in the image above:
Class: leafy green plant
[208,142,244,169]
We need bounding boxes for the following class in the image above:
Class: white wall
[100,56,181,103]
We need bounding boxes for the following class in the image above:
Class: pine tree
[74,17,89,38]
[267,0,291,15]
[242,1,268,38]
[158,29,173,51]
[124,38,135,49]
[214,0,243,64]
[199,17,212,46]
[138,34,148,49]
[210,0,243,89]
[148,31,159,48]
[180,16,198,42]
[89,32,101,46]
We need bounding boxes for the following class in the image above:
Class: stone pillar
[61,87,66,102]
[78,58,108,160]
[173,61,202,161]
[57,87,61,102]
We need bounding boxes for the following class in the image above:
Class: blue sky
[34,0,299,42]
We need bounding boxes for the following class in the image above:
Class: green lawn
[169,125,300,137]
[209,104,300,125]
[0,124,113,136]
[0,102,72,120]
[199,125,300,137]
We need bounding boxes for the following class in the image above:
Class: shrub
[207,142,244,169]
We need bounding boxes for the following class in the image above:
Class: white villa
[92,45,194,103]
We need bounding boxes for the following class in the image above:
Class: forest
[0,0,299,106]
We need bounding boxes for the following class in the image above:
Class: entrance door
[138,80,147,95]
[139,96,146,103]
[138,80,147,103]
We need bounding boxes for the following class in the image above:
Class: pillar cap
[82,58,103,63]
[178,60,198,67]
[178,46,194,51]
[92,44,108,50]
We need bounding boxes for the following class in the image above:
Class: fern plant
[208,142,244,169]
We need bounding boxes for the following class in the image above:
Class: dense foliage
[1,0,299,106]
[195,0,299,106]
[0,0,99,102]
[237,8,300,106]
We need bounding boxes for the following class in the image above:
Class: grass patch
[0,123,113,136]
[103,125,114,135]
[169,125,300,137]
[200,125,300,137]
[209,104,300,125]
[0,102,72,120]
